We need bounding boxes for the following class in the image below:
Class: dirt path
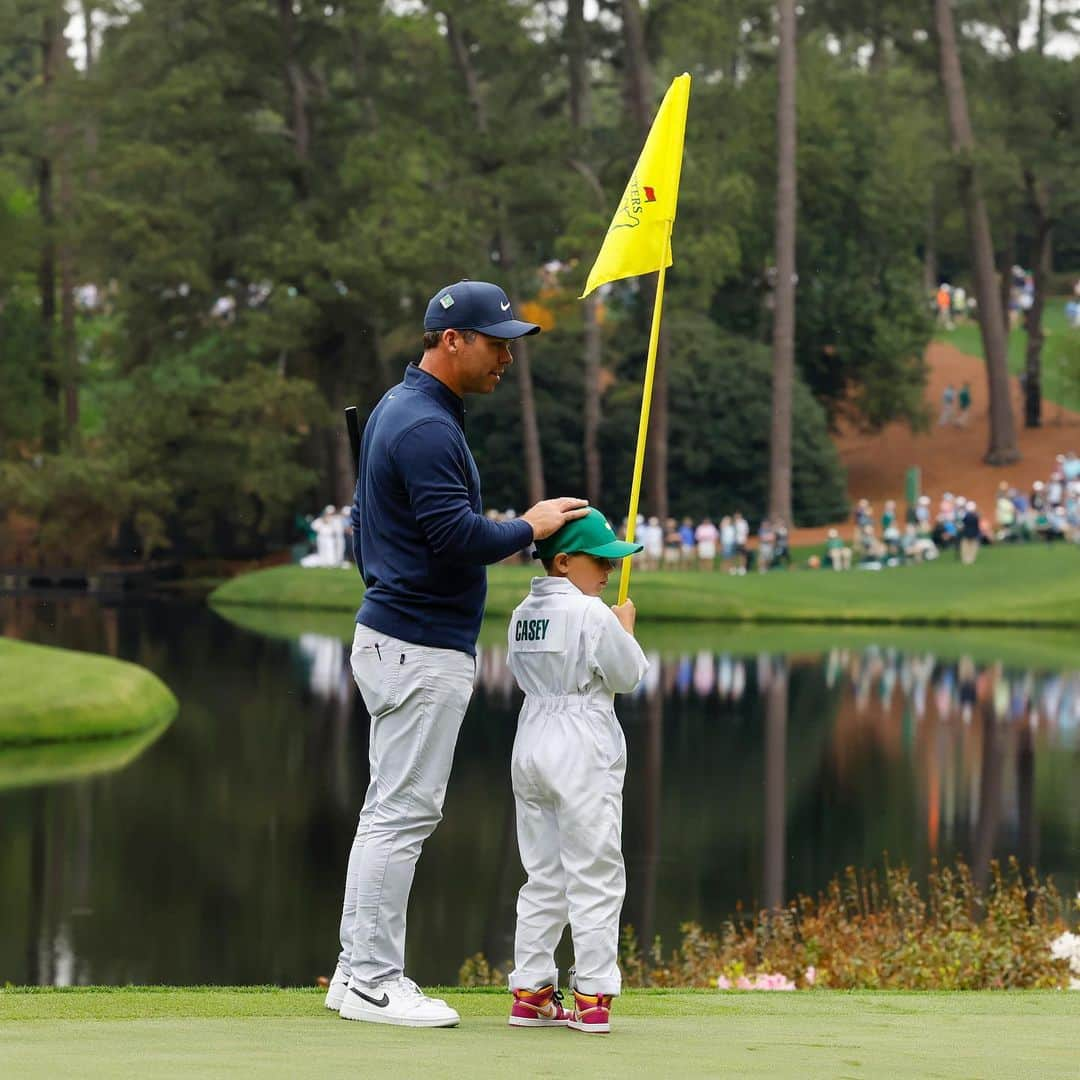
[789,342,1080,546]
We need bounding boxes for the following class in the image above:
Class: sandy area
[789,342,1080,545]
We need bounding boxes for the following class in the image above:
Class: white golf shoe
[324,968,350,1011]
[338,975,460,1028]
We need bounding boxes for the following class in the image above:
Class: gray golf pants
[336,623,474,987]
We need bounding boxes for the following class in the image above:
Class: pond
[1,595,1078,988]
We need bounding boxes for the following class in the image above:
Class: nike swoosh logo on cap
[500,301,511,311]
[349,987,390,1008]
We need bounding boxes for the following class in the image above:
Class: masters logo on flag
[612,177,657,231]
[580,73,690,297]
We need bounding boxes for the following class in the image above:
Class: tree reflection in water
[0,596,1077,987]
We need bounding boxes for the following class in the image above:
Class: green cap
[533,507,643,561]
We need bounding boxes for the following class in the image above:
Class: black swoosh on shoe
[349,987,390,1008]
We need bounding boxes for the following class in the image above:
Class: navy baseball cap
[423,280,541,339]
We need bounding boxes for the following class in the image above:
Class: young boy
[506,507,648,1034]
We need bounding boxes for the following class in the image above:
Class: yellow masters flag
[580,73,691,298]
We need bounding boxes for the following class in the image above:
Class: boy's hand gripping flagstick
[579,73,691,605]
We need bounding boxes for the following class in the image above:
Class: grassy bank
[0,638,178,745]
[210,542,1080,628]
[213,600,1080,671]
[1,987,1077,1079]
[936,297,1080,411]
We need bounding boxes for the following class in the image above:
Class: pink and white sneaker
[566,988,612,1034]
[508,985,572,1028]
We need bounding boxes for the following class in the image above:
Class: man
[326,280,589,1028]
[956,381,972,427]
[938,383,956,426]
[959,500,981,565]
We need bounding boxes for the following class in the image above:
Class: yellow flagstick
[579,73,689,605]
[617,223,673,606]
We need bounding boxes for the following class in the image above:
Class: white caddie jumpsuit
[506,576,649,997]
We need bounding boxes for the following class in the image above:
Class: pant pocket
[586,719,626,772]
[351,640,401,718]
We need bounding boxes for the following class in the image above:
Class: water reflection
[0,596,1077,987]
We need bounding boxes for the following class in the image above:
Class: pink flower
[805,966,817,987]
[719,970,798,991]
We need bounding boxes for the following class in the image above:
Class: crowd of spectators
[296,505,353,568]
[933,268,1079,331]
[620,513,793,574]
[823,450,1080,572]
[295,451,1079,573]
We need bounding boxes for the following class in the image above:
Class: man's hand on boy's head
[522,497,590,540]
[611,598,636,634]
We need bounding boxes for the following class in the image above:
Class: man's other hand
[521,497,589,540]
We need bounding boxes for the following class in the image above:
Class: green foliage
[665,316,848,524]
[0,168,38,291]
[0,290,43,452]
[1,1,1076,558]
[0,334,323,563]
[0,451,169,565]
[93,341,324,558]
[704,40,935,430]
[467,306,846,524]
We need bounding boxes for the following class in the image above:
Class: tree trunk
[444,11,545,506]
[567,0,588,130]
[998,232,1015,338]
[923,189,938,295]
[763,657,787,910]
[619,0,652,126]
[1016,723,1038,880]
[971,699,1005,892]
[620,0,668,520]
[1023,171,1051,429]
[933,0,1019,465]
[80,1,95,68]
[638,680,664,963]
[59,157,78,441]
[567,0,602,506]
[512,333,545,505]
[868,14,886,74]
[278,0,310,197]
[582,294,603,506]
[769,0,797,526]
[37,10,61,454]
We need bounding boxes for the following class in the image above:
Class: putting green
[0,638,178,745]
[210,543,1080,628]
[2,988,1077,1078]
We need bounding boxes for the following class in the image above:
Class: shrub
[621,858,1074,990]
[460,857,1077,991]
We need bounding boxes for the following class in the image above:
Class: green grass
[1,988,1077,1079]
[210,543,1080,628]
[0,638,178,745]
[936,297,1080,411]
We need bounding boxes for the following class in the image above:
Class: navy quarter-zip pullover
[351,363,533,656]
